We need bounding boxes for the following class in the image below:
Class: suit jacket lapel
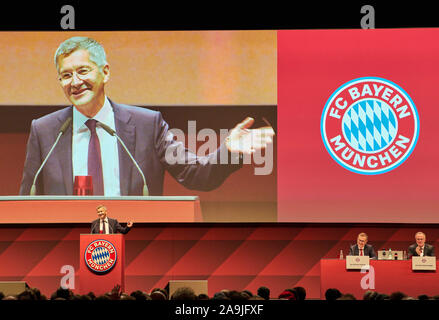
[111,100,136,196]
[55,107,74,195]
[92,220,98,233]
[109,218,117,233]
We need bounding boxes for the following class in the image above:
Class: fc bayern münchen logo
[321,77,419,175]
[85,239,117,273]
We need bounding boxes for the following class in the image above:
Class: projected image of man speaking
[19,36,274,196]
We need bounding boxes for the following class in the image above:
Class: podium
[79,234,125,295]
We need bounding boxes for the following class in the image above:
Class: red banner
[278,29,439,223]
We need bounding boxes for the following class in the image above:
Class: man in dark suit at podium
[90,204,133,234]
[408,232,435,258]
[349,232,377,259]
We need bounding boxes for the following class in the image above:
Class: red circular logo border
[84,239,118,273]
[321,77,419,175]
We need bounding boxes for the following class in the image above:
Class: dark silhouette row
[1,285,437,301]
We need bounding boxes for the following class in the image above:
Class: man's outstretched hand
[225,117,275,155]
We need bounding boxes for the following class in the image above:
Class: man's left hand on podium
[127,220,134,228]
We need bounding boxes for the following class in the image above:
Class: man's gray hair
[54,36,107,72]
[358,232,368,239]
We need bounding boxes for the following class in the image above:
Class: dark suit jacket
[90,217,130,234]
[407,243,435,258]
[349,244,377,259]
[19,100,241,195]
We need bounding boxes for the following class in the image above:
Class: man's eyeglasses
[59,67,94,84]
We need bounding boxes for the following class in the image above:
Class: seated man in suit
[90,204,133,234]
[349,232,377,259]
[408,232,435,258]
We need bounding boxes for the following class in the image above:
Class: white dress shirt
[72,97,121,196]
[100,217,110,234]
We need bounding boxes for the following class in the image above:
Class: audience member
[257,286,270,300]
[293,286,306,300]
[150,290,167,300]
[212,292,230,300]
[30,288,43,300]
[17,289,37,300]
[130,290,149,301]
[74,294,92,301]
[375,293,389,300]
[337,293,356,300]
[51,287,74,300]
[87,292,96,300]
[228,290,247,300]
[325,288,342,301]
[151,288,168,300]
[198,293,209,300]
[171,287,197,300]
[120,293,136,300]
[389,291,407,301]
[243,290,253,297]
[278,289,297,300]
[241,291,251,300]
[363,290,378,300]
[220,289,230,297]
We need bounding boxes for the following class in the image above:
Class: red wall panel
[278,29,439,223]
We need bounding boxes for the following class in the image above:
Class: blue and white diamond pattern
[92,247,110,265]
[342,99,397,153]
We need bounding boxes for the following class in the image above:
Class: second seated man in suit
[90,204,133,234]
[407,231,435,258]
[349,232,377,259]
[19,36,275,196]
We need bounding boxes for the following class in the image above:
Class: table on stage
[320,259,439,299]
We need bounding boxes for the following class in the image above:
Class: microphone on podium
[30,117,72,196]
[98,121,149,196]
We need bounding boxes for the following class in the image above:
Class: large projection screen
[0,31,277,223]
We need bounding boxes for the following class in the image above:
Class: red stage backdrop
[0,224,438,299]
[278,29,439,223]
